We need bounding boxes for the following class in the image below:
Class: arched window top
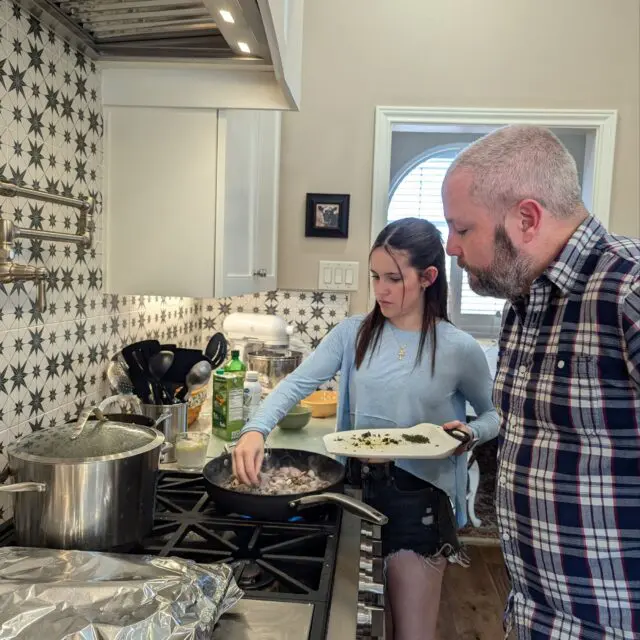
[387,144,466,228]
[388,143,505,324]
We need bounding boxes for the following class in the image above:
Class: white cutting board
[323,423,468,460]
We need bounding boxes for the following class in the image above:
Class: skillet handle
[289,492,388,526]
[446,427,471,445]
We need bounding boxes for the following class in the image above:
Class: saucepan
[202,448,388,525]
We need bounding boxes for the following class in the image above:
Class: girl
[233,217,498,640]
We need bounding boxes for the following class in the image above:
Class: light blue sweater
[241,315,499,527]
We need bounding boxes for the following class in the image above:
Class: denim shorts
[349,459,462,559]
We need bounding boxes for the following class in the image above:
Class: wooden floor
[436,545,510,640]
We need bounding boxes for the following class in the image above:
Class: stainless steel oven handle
[289,492,388,525]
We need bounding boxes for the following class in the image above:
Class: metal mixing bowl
[245,348,303,390]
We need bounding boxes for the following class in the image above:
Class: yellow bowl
[186,383,208,426]
[300,390,338,418]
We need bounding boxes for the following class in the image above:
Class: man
[442,124,639,639]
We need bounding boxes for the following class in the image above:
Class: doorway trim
[370,106,618,245]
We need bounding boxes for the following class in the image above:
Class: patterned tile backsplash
[201,290,351,350]
[0,1,351,522]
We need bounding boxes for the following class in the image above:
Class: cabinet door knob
[253,268,267,278]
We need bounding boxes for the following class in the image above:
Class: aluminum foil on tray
[0,546,243,639]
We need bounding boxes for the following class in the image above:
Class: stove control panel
[356,522,385,639]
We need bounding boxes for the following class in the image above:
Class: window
[388,145,504,338]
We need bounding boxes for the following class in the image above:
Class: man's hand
[443,421,475,456]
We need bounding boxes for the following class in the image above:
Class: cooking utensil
[107,358,136,396]
[121,340,161,403]
[148,349,175,404]
[323,423,471,460]
[163,348,210,384]
[245,348,303,391]
[140,401,188,463]
[0,406,166,550]
[204,332,228,368]
[177,360,212,402]
[202,448,388,524]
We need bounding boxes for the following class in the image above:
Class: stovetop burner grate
[0,471,341,601]
[145,472,341,602]
[0,471,347,640]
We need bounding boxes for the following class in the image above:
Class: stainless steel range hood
[23,0,272,63]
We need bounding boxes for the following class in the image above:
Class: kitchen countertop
[212,600,315,640]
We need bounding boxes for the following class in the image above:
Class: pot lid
[8,416,163,462]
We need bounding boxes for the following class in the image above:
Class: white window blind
[388,155,453,284]
[388,147,505,335]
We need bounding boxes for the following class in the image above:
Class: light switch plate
[318,261,360,291]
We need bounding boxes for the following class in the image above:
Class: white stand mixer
[222,313,309,392]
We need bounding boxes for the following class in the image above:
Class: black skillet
[202,448,388,524]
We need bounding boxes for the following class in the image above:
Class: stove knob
[360,541,373,555]
[361,523,383,540]
[356,605,385,638]
[359,577,384,595]
[360,538,383,556]
[359,590,385,609]
[360,556,384,582]
[360,558,373,574]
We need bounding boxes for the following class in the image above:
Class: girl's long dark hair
[355,217,450,375]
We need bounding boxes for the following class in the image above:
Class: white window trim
[371,106,618,250]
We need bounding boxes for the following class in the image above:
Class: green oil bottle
[212,351,247,441]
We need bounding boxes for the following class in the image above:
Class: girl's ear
[421,266,439,289]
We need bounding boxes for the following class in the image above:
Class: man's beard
[461,225,534,300]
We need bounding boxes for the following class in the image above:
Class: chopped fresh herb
[335,431,403,450]
[401,434,431,444]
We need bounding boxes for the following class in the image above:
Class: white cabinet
[215,109,280,296]
[104,107,281,299]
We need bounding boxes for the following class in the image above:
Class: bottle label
[228,389,244,422]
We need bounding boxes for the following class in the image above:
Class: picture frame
[305,193,350,238]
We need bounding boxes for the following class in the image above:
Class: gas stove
[0,471,341,640]
[0,471,386,639]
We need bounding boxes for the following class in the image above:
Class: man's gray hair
[445,124,583,218]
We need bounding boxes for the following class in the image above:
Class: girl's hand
[232,431,265,486]
[443,421,474,456]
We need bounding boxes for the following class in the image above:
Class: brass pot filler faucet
[0,180,94,313]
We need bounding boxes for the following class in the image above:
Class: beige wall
[277,0,640,313]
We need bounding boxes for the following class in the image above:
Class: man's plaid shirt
[494,216,640,639]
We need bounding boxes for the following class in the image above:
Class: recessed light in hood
[22,0,271,63]
[219,9,234,23]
